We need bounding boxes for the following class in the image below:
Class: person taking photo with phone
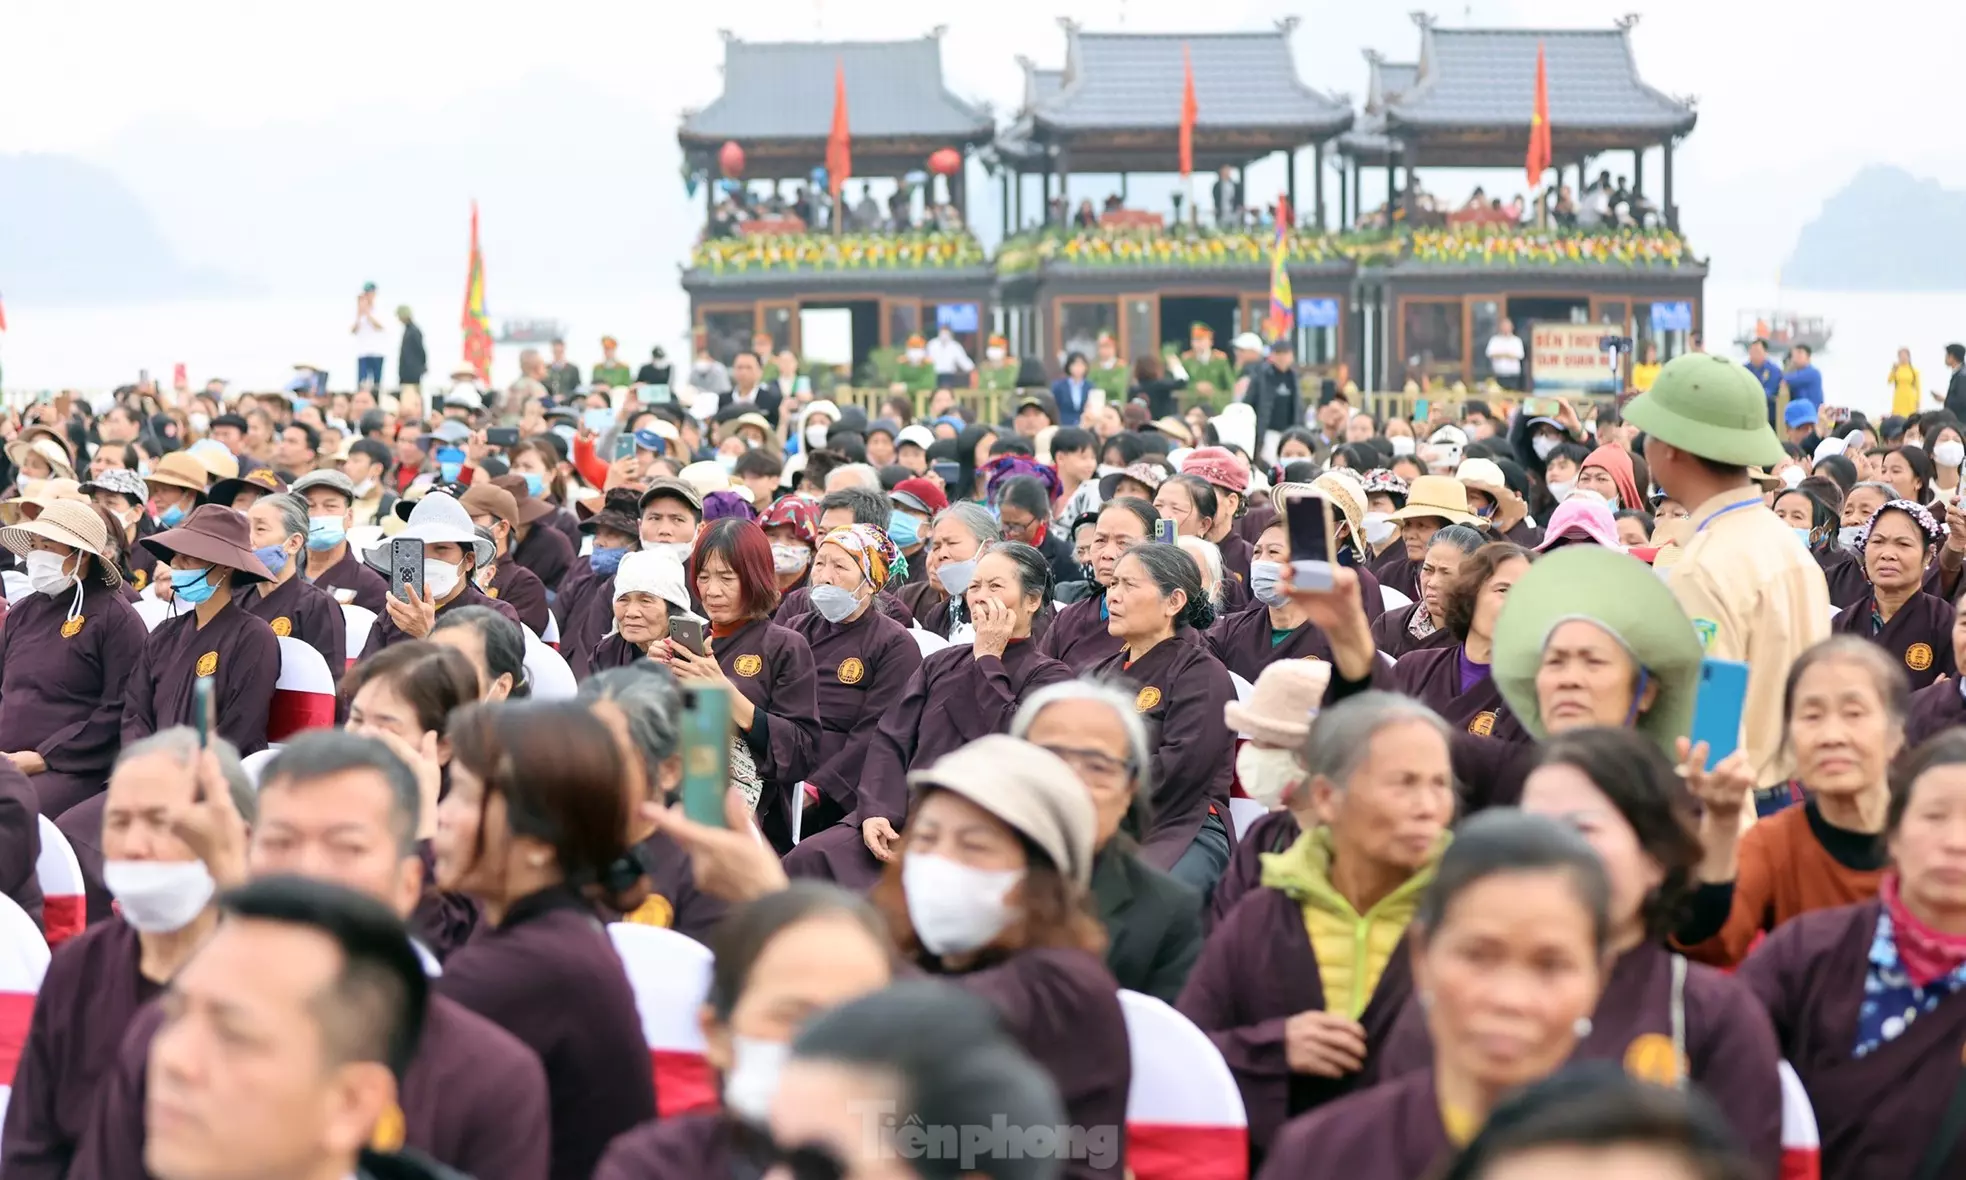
[367,493,517,651]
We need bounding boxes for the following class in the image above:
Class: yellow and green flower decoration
[689,231,987,275]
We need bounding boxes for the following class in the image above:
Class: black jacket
[1035,526,1084,591]
[1093,845,1203,1003]
[720,381,786,427]
[1946,367,1966,422]
[1242,363,1302,433]
[398,323,427,387]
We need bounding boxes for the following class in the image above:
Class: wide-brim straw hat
[1388,475,1483,526]
[0,478,87,526]
[5,437,75,483]
[144,451,214,495]
[0,499,121,587]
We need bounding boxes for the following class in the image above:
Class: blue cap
[1783,400,1818,429]
[633,429,668,454]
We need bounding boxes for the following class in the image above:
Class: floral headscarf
[819,524,903,592]
[1855,498,1947,556]
[1360,468,1410,503]
[759,495,819,546]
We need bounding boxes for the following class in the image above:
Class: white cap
[1813,437,1849,463]
[612,549,691,612]
[896,424,936,451]
[1232,332,1266,353]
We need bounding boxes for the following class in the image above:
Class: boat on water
[1734,309,1833,354]
[497,317,567,345]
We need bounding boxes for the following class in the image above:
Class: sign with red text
[1529,322,1619,394]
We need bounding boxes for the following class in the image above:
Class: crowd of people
[0,335,1963,1180]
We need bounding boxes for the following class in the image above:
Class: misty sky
[0,0,1954,290]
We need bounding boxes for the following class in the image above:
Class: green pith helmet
[1492,545,1703,752]
[1622,353,1786,468]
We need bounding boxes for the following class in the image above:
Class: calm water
[1,281,1960,419]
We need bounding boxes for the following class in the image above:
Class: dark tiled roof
[680,35,992,143]
[1032,28,1350,135]
[1387,26,1694,132]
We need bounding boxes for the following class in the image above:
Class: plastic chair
[240,748,283,789]
[132,597,184,632]
[1380,585,1414,611]
[1778,1060,1821,1180]
[1117,989,1248,1180]
[33,817,86,949]
[0,892,53,1132]
[523,631,577,701]
[268,637,337,742]
[341,604,378,667]
[1229,672,1254,703]
[606,923,719,1119]
[540,610,562,649]
[0,571,26,605]
[909,627,951,656]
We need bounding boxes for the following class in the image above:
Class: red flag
[826,62,851,202]
[0,292,9,333]
[1178,45,1198,178]
[1526,41,1552,187]
[461,202,493,382]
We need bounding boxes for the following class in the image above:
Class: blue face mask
[171,567,217,605]
[159,503,187,528]
[888,512,921,548]
[590,546,628,576]
[439,462,463,482]
[1249,559,1289,607]
[306,517,346,551]
[523,472,545,498]
[253,544,289,576]
[1793,526,1815,548]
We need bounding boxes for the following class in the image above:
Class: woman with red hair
[663,518,821,853]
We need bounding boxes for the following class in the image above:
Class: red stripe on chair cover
[0,990,36,1084]
[39,898,84,950]
[270,637,338,742]
[1126,1125,1248,1180]
[34,816,87,949]
[1778,1148,1820,1180]
[1777,1061,1820,1180]
[652,1048,719,1118]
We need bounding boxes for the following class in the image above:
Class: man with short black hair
[1051,427,1100,525]
[1944,343,1966,421]
[1242,337,1301,463]
[732,449,784,506]
[274,423,320,477]
[545,339,580,400]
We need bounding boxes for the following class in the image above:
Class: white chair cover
[33,817,86,948]
[0,893,53,1132]
[268,636,337,742]
[523,630,577,701]
[1116,989,1247,1180]
[909,627,951,656]
[340,603,378,666]
[1226,798,1269,842]
[607,923,719,1120]
[1380,585,1414,611]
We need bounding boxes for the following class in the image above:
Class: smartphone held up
[1284,490,1336,592]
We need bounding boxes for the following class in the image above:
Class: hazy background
[0,0,1959,414]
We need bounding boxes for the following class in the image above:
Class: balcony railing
[688,231,987,275]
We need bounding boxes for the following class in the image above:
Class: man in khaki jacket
[1627,354,1831,815]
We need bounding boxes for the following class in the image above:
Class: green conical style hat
[1492,546,1703,752]
[1622,353,1786,468]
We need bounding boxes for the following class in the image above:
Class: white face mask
[805,424,830,449]
[188,412,212,435]
[1363,512,1399,546]
[103,859,216,933]
[934,557,978,597]
[771,543,811,576]
[423,558,463,601]
[352,477,377,497]
[722,1036,790,1125]
[1389,435,1416,457]
[809,583,862,623]
[644,540,694,566]
[1532,434,1562,461]
[1236,744,1302,810]
[1837,525,1864,551]
[902,853,1023,955]
[1936,440,1966,469]
[1546,480,1576,503]
[26,549,76,597]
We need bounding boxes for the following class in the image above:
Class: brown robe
[1253,1069,1450,1180]
[309,546,390,615]
[713,617,821,853]
[486,554,550,635]
[1830,589,1957,690]
[1388,644,1529,742]
[122,598,280,755]
[787,606,922,831]
[0,580,147,818]
[1091,637,1237,872]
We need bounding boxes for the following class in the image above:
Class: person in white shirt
[1485,319,1526,391]
[351,283,389,391]
[925,326,975,389]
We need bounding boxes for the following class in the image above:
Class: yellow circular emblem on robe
[1622,1033,1684,1085]
[486,586,500,599]
[734,653,763,677]
[131,568,149,591]
[369,1102,407,1151]
[196,651,219,677]
[60,616,84,639]
[623,893,675,929]
[270,616,292,638]
[1467,711,1496,737]
[1135,686,1161,712]
[837,657,865,685]
[1907,642,1935,672]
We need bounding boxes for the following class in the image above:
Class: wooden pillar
[1058,147,1072,220]
[954,165,968,225]
[1386,152,1397,221]
[1285,149,1297,221]
[1014,169,1025,230]
[1351,158,1361,230]
[1663,140,1676,232]
[1312,143,1325,231]
[1000,170,1011,239]
[1119,172,1129,201]
[706,161,718,223]
[1634,148,1645,198]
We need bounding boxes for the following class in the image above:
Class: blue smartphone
[1154,519,1177,544]
[1689,658,1750,764]
[582,407,615,434]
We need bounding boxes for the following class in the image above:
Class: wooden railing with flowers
[992,225,1692,275]
[688,231,988,275]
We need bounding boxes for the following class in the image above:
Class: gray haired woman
[893,501,1001,639]
[242,492,349,698]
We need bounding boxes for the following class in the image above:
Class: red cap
[1181,446,1250,494]
[891,477,950,517]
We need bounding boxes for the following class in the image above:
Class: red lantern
[718,140,746,177]
[928,148,961,176]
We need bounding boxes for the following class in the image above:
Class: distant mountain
[85,71,698,304]
[1784,165,1966,291]
[0,153,247,303]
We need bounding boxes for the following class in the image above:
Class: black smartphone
[390,537,425,601]
[668,614,708,658]
[614,434,638,461]
[1285,490,1336,591]
[678,684,733,828]
[486,426,519,448]
[931,460,961,485]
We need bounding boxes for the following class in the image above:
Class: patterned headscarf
[982,455,1063,503]
[819,524,902,592]
[759,495,819,546]
[1855,498,1947,555]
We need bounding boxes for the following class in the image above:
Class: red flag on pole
[826,62,851,202]
[0,292,9,333]
[461,203,493,382]
[1178,45,1198,178]
[1526,41,1552,187]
